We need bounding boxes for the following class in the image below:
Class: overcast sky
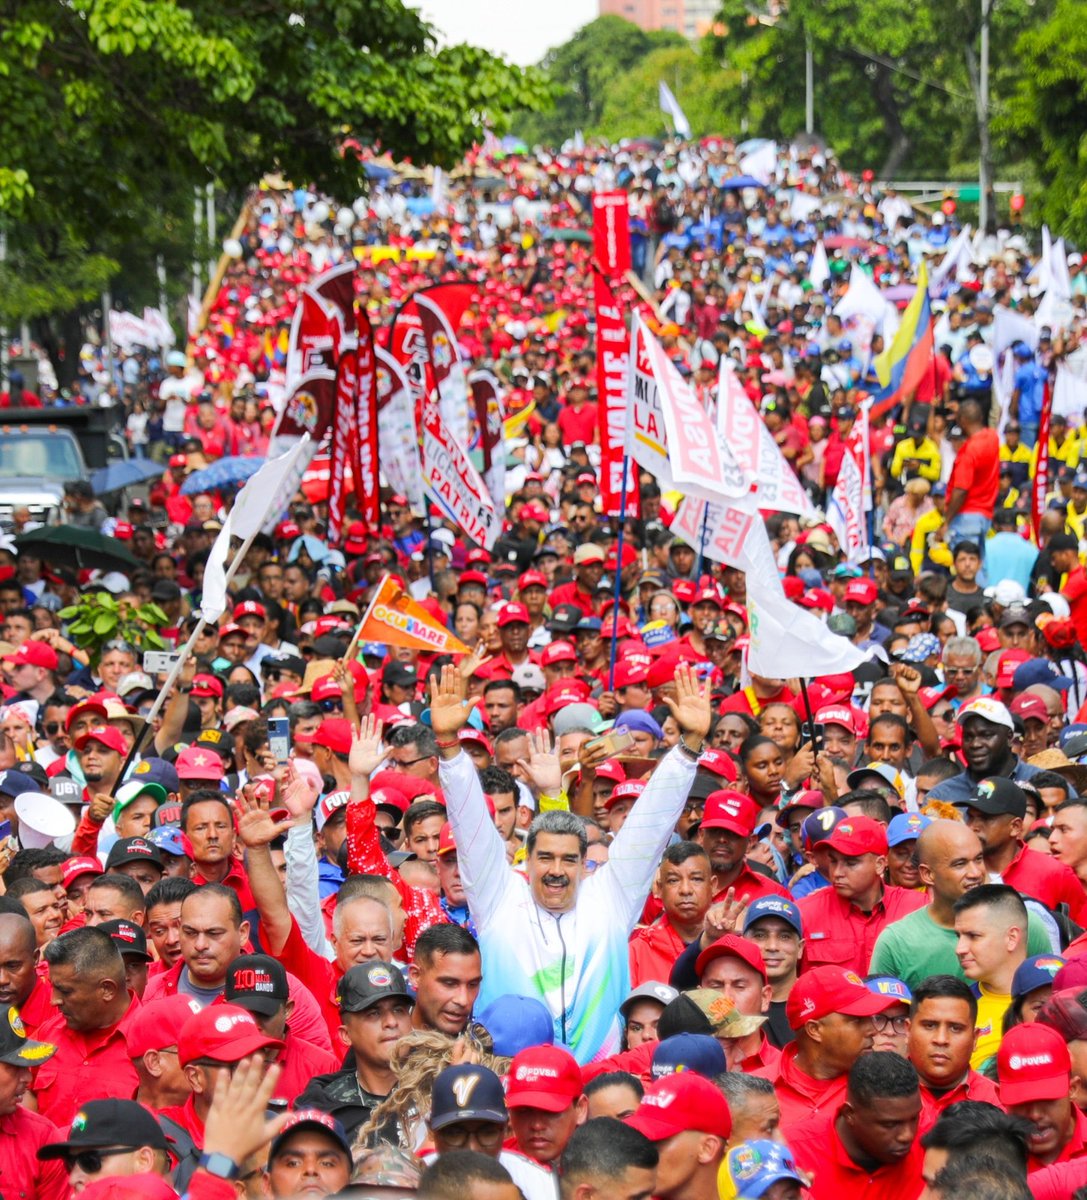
[409,0,597,64]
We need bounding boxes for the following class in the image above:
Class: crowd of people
[2,134,1087,1199]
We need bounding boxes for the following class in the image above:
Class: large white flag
[658,81,691,139]
[739,142,777,186]
[202,436,312,622]
[930,225,974,290]
[808,241,830,291]
[747,570,868,679]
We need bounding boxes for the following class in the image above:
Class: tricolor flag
[869,263,934,420]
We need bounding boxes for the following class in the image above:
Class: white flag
[930,226,974,290]
[739,142,777,186]
[202,436,311,622]
[809,241,830,291]
[747,571,868,680]
[658,81,691,139]
[827,450,866,563]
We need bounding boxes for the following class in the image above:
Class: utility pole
[977,0,993,235]
[805,32,814,135]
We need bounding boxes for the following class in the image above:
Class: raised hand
[662,663,712,745]
[235,787,292,848]
[701,887,751,949]
[280,763,320,817]
[202,1054,288,1165]
[348,713,387,779]
[429,663,473,739]
[890,662,922,695]
[517,727,562,796]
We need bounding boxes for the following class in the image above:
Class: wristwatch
[197,1152,240,1181]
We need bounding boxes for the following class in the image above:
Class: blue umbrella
[720,175,765,190]
[90,458,167,496]
[180,456,265,496]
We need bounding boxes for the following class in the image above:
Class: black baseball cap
[39,1099,170,1158]
[383,662,418,689]
[548,604,584,635]
[225,953,289,1016]
[336,961,412,1014]
[105,837,164,872]
[269,1109,352,1163]
[0,1004,55,1067]
[429,1064,507,1130]
[960,776,1028,819]
[262,653,305,678]
[98,919,153,962]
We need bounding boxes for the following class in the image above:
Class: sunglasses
[66,1148,133,1175]
[318,698,343,713]
[44,722,64,736]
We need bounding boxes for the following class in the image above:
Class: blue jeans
[949,512,992,583]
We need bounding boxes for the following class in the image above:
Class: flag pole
[798,675,820,758]
[694,503,710,581]
[607,458,632,692]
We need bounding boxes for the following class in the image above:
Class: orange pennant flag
[355,574,469,656]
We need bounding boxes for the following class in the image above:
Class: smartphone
[587,728,636,758]
[143,651,180,674]
[800,722,826,752]
[268,717,291,765]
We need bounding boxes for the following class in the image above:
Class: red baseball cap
[437,822,457,857]
[177,1003,284,1066]
[605,780,645,811]
[217,622,247,642]
[824,815,888,856]
[175,745,226,781]
[595,759,627,785]
[605,543,637,571]
[520,501,550,522]
[61,856,103,889]
[541,641,577,666]
[372,786,410,817]
[997,1023,1072,1105]
[498,603,530,627]
[191,674,223,699]
[344,521,369,555]
[505,1046,583,1112]
[128,994,203,1057]
[518,570,548,591]
[700,790,760,837]
[996,650,1032,689]
[815,704,856,733]
[2,641,58,671]
[310,676,342,704]
[465,550,490,567]
[976,627,1001,653]
[799,588,834,612]
[844,578,879,605]
[275,520,301,541]
[546,682,592,714]
[782,576,805,601]
[312,718,354,755]
[232,601,266,621]
[697,749,739,783]
[786,965,901,1028]
[458,728,494,754]
[1010,693,1050,724]
[64,696,108,731]
[695,934,768,983]
[75,726,128,756]
[919,684,956,710]
[613,660,648,689]
[626,1074,732,1141]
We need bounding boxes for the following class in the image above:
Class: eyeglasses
[872,1013,910,1035]
[264,669,282,681]
[943,666,978,677]
[438,1123,505,1149]
[318,698,343,713]
[66,1148,133,1175]
[392,755,428,768]
[44,722,63,736]
[101,639,138,656]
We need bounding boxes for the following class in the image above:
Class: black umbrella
[15,526,140,572]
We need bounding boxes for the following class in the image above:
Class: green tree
[0,0,551,382]
[1000,0,1087,239]
[517,16,685,145]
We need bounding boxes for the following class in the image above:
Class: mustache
[542,874,569,886]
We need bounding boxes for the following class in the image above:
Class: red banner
[327,349,355,541]
[1032,378,1053,542]
[417,293,472,447]
[593,272,637,517]
[387,282,478,426]
[275,369,337,441]
[592,192,631,276]
[354,312,380,525]
[470,370,506,512]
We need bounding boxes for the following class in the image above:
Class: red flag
[327,350,355,541]
[593,272,638,517]
[388,282,477,421]
[286,290,338,385]
[592,192,631,276]
[354,311,380,525]
[1032,377,1053,542]
[275,368,337,441]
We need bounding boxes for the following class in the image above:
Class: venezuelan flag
[869,262,934,419]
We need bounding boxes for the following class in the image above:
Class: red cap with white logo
[625,1073,732,1142]
[505,1045,583,1112]
[998,1022,1072,1105]
[177,1003,283,1066]
[699,790,760,837]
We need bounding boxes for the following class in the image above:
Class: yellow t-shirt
[971,982,1011,1072]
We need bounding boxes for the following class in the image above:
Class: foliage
[0,0,551,373]
[516,16,686,145]
[58,591,169,662]
[999,0,1087,240]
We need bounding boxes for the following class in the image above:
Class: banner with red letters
[593,272,638,517]
[354,311,380,526]
[592,192,631,276]
[421,397,499,549]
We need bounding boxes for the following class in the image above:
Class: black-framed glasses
[438,1122,505,1149]
[66,1148,133,1175]
[392,755,428,768]
[872,1013,910,1035]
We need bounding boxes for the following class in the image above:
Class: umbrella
[90,458,165,496]
[15,526,139,572]
[180,456,265,496]
[720,175,765,191]
[539,228,593,244]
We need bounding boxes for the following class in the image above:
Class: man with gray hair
[429,660,711,1063]
[942,635,984,707]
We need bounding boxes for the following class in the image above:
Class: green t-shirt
[869,905,1053,990]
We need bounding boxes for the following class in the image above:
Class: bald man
[870,819,1054,989]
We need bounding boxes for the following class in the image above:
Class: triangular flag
[809,241,830,291]
[356,574,469,655]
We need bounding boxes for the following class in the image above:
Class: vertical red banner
[592,192,632,276]
[593,271,638,517]
[327,348,356,542]
[354,312,380,526]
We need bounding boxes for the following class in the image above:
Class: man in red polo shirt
[694,934,780,1073]
[549,545,606,616]
[0,911,54,1036]
[999,1022,1087,1172]
[798,815,927,975]
[33,926,141,1125]
[556,381,598,447]
[945,396,1000,556]
[789,1051,925,1199]
[629,843,716,986]
[907,975,1002,1130]
[0,1004,66,1200]
[696,790,791,909]
[756,964,900,1134]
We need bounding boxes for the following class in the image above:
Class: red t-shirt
[948,428,1000,515]
[1063,564,1087,652]
[557,403,598,447]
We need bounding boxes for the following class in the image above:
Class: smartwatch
[197,1152,240,1181]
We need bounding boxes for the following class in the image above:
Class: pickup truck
[0,406,125,530]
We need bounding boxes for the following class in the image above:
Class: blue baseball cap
[650,1033,726,1081]
[800,805,847,850]
[899,634,941,664]
[743,895,803,937]
[477,995,555,1057]
[887,812,932,847]
[1013,658,1073,692]
[128,757,180,793]
[830,563,863,580]
[614,710,664,740]
[361,642,387,659]
[1012,955,1067,1000]
[575,616,603,633]
[866,976,912,1004]
[728,1139,806,1198]
[146,826,187,858]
